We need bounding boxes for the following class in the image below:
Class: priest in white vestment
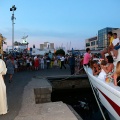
[0,59,7,115]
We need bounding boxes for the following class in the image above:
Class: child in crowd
[98,60,107,80]
[113,61,120,86]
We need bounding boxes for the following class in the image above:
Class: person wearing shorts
[112,33,120,58]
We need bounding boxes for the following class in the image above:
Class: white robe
[0,59,7,115]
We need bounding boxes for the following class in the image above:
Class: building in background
[6,41,28,53]
[85,36,98,50]
[40,42,54,50]
[40,44,44,50]
[50,43,54,49]
[6,45,27,53]
[98,27,118,50]
[31,42,55,56]
[44,42,48,48]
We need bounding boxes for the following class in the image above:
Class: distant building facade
[31,42,55,56]
[40,42,54,50]
[85,36,98,50]
[6,41,28,53]
[6,45,27,53]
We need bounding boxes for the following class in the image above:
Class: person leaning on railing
[83,48,93,66]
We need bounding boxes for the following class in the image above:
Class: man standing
[83,48,92,66]
[112,33,120,58]
[101,32,114,59]
[46,55,50,69]
[60,55,66,69]
[69,55,75,75]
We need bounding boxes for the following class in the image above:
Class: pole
[12,12,14,51]
[10,5,16,52]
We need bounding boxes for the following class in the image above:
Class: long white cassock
[0,59,7,115]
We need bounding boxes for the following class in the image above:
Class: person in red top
[83,48,92,66]
[34,56,39,70]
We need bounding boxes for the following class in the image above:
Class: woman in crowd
[34,56,39,70]
[101,55,114,73]
[6,56,14,83]
[91,60,101,76]
[40,57,44,69]
[101,55,114,82]
[98,60,107,80]
[0,59,8,115]
[114,61,120,86]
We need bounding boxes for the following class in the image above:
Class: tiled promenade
[0,65,82,120]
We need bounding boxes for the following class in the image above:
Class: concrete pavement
[0,65,72,120]
[14,77,79,120]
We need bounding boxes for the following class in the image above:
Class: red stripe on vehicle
[98,89,120,116]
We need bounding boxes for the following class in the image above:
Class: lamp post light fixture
[10,5,17,51]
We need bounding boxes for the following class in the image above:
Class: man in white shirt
[112,33,120,58]
[60,55,66,69]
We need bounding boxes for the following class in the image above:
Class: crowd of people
[83,31,120,87]
[2,53,84,81]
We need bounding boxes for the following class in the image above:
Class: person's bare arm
[114,43,119,47]
[101,64,113,74]
[109,43,114,49]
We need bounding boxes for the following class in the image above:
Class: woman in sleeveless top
[114,61,120,86]
[101,55,114,82]
[6,56,14,83]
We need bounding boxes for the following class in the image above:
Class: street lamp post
[10,5,17,52]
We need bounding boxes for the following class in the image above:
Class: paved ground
[0,65,70,120]
[14,77,79,120]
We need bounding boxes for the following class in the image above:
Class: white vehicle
[84,49,120,120]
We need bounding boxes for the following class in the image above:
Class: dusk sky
[1,0,120,50]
